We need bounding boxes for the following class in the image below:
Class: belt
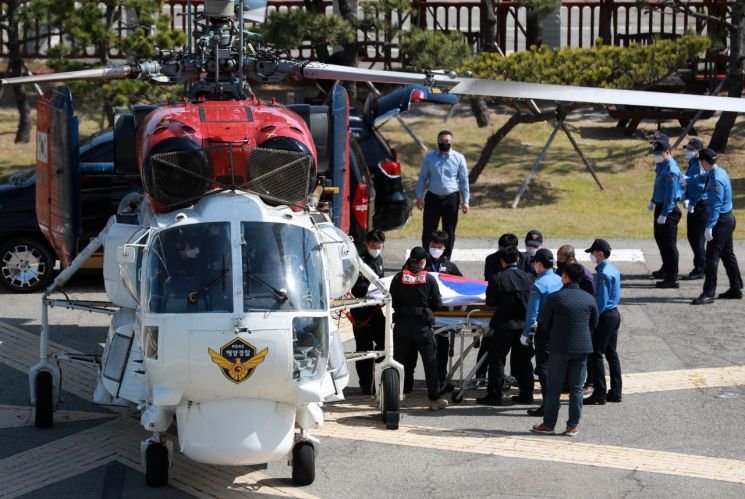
[426,191,458,200]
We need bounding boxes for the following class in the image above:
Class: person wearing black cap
[521,230,543,276]
[681,138,708,280]
[690,149,743,305]
[584,239,623,405]
[389,246,449,410]
[476,246,535,406]
[647,139,684,288]
[520,248,563,416]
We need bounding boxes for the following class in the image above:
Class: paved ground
[1,238,744,498]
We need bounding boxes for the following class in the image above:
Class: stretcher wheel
[380,368,400,430]
[451,391,464,404]
[34,371,54,428]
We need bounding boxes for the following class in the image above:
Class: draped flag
[368,272,487,306]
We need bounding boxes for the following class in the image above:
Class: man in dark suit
[531,263,598,436]
[477,246,535,406]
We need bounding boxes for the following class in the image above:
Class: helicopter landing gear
[142,434,173,488]
[380,368,400,430]
[34,370,54,428]
[291,433,317,486]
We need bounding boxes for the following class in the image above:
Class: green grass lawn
[380,106,745,240]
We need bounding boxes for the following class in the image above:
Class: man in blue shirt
[647,139,684,288]
[520,249,562,417]
[415,130,470,260]
[584,239,623,405]
[681,138,708,280]
[691,149,743,305]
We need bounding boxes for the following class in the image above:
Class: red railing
[0,1,731,63]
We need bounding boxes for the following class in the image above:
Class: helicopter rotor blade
[300,62,745,114]
[0,66,133,87]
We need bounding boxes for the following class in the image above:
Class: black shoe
[440,382,456,394]
[527,406,544,417]
[476,394,504,406]
[511,394,534,404]
[655,279,679,289]
[651,269,665,279]
[683,270,704,280]
[718,289,743,300]
[583,395,606,405]
[691,294,715,305]
[606,394,622,403]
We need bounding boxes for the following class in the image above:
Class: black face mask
[438,142,451,152]
[556,261,566,273]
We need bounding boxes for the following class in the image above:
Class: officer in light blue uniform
[520,248,563,417]
[647,139,684,288]
[681,139,708,280]
[584,239,623,404]
[691,149,743,305]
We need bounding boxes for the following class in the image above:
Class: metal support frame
[511,119,563,209]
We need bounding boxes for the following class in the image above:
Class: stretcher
[434,304,494,403]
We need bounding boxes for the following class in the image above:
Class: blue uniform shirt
[594,260,621,314]
[522,269,563,337]
[651,158,683,216]
[416,149,470,205]
[685,157,707,206]
[705,165,733,228]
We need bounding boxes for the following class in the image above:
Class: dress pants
[543,352,587,429]
[653,204,681,280]
[686,201,708,273]
[422,191,460,260]
[589,308,622,399]
[393,321,440,401]
[703,211,743,297]
[351,306,386,392]
[533,327,549,401]
[487,327,534,398]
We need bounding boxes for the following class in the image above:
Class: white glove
[647,201,655,211]
[705,227,713,241]
[519,335,530,347]
[688,204,695,214]
[682,199,690,210]
[656,215,667,224]
[680,176,688,187]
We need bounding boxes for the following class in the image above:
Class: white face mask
[429,248,445,259]
[367,248,382,259]
[526,247,538,257]
[186,247,200,259]
[589,253,597,264]
[685,150,696,160]
[654,154,664,163]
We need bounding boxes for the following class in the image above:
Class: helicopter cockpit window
[145,222,233,314]
[241,222,326,312]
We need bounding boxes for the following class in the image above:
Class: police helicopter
[3,0,745,489]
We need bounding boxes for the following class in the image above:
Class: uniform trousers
[654,204,681,280]
[686,201,708,273]
[351,306,386,392]
[588,307,622,399]
[422,191,459,260]
[393,321,440,401]
[703,211,743,297]
[487,327,534,398]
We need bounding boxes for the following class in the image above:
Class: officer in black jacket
[477,246,535,406]
[350,229,386,394]
[390,246,448,411]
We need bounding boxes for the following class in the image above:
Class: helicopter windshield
[145,222,233,314]
[241,222,326,312]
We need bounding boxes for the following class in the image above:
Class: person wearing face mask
[521,230,543,276]
[415,130,470,260]
[390,246,448,411]
[680,139,708,280]
[690,149,743,305]
[647,139,684,288]
[349,229,387,394]
[583,239,622,405]
[555,245,595,296]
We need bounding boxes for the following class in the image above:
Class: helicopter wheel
[291,442,315,486]
[34,371,54,428]
[145,442,169,487]
[380,368,400,430]
[451,391,464,404]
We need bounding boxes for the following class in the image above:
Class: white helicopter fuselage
[98,191,352,466]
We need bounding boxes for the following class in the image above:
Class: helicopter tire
[380,368,400,430]
[34,371,54,428]
[291,442,315,486]
[145,443,169,487]
[451,391,464,404]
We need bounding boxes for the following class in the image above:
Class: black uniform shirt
[351,251,384,298]
[485,265,534,330]
[390,269,442,325]
[425,254,462,276]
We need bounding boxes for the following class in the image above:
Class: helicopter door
[36,86,81,267]
[328,83,350,232]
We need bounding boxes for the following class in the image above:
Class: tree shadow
[470,178,559,209]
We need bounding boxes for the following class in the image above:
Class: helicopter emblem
[208,338,268,384]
